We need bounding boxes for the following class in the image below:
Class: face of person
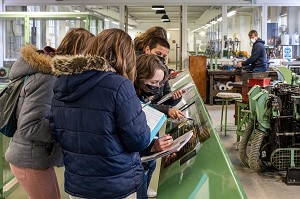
[250,34,258,43]
[144,68,165,88]
[145,44,170,64]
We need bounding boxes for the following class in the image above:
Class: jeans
[137,160,157,199]
[144,160,157,188]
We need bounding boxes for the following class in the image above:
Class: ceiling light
[161,14,169,22]
[104,18,110,22]
[155,10,166,14]
[128,26,133,30]
[210,21,217,24]
[152,5,165,10]
[227,11,237,17]
[217,17,222,22]
[73,9,80,12]
[112,21,119,25]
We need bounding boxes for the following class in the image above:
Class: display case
[152,70,247,199]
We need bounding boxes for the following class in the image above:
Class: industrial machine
[238,68,300,185]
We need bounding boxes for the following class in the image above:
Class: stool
[216,92,242,136]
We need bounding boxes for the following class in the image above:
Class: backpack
[0,76,27,137]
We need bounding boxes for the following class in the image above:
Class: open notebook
[141,130,193,162]
[142,103,167,144]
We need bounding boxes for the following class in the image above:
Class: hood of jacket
[9,44,53,80]
[255,38,265,45]
[52,55,117,102]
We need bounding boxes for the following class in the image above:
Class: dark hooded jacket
[242,38,267,72]
[50,55,150,199]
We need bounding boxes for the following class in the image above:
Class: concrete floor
[6,104,300,199]
[206,104,300,199]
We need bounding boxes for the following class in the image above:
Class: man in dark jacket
[237,30,267,72]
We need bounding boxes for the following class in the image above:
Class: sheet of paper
[142,103,167,143]
[141,130,193,162]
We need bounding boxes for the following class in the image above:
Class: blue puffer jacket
[50,55,150,199]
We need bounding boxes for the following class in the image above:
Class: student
[50,28,150,199]
[135,54,185,198]
[134,26,167,54]
[5,28,94,199]
[4,44,62,199]
[237,30,267,72]
[143,37,184,113]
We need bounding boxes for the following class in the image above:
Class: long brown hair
[134,26,167,53]
[134,54,167,96]
[56,28,95,55]
[84,28,136,82]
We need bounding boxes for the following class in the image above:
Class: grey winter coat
[5,45,63,170]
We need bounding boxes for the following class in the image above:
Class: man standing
[237,30,267,72]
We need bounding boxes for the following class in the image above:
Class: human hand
[151,134,173,152]
[168,108,186,121]
[172,90,185,100]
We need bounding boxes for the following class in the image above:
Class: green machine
[238,67,300,185]
[151,71,247,199]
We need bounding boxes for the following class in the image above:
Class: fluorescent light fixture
[210,21,217,24]
[83,20,86,22]
[112,21,119,25]
[104,18,110,22]
[280,13,287,17]
[203,27,208,29]
[205,24,212,27]
[155,10,166,14]
[227,11,237,17]
[152,5,165,10]
[73,9,80,12]
[163,19,171,22]
[191,28,199,33]
[217,17,222,22]
[76,17,81,19]
[161,14,169,22]
[128,26,133,30]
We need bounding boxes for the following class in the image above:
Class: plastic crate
[248,78,271,87]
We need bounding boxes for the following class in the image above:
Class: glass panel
[268,6,300,59]
[5,18,24,60]
[29,19,86,49]
[188,6,222,58]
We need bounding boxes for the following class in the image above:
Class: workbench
[207,70,242,105]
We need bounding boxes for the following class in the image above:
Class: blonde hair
[56,28,94,55]
[84,28,136,82]
[134,26,167,53]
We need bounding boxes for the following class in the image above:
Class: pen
[154,136,173,141]
[142,101,151,109]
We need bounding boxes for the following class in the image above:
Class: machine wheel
[238,119,254,167]
[249,129,265,172]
